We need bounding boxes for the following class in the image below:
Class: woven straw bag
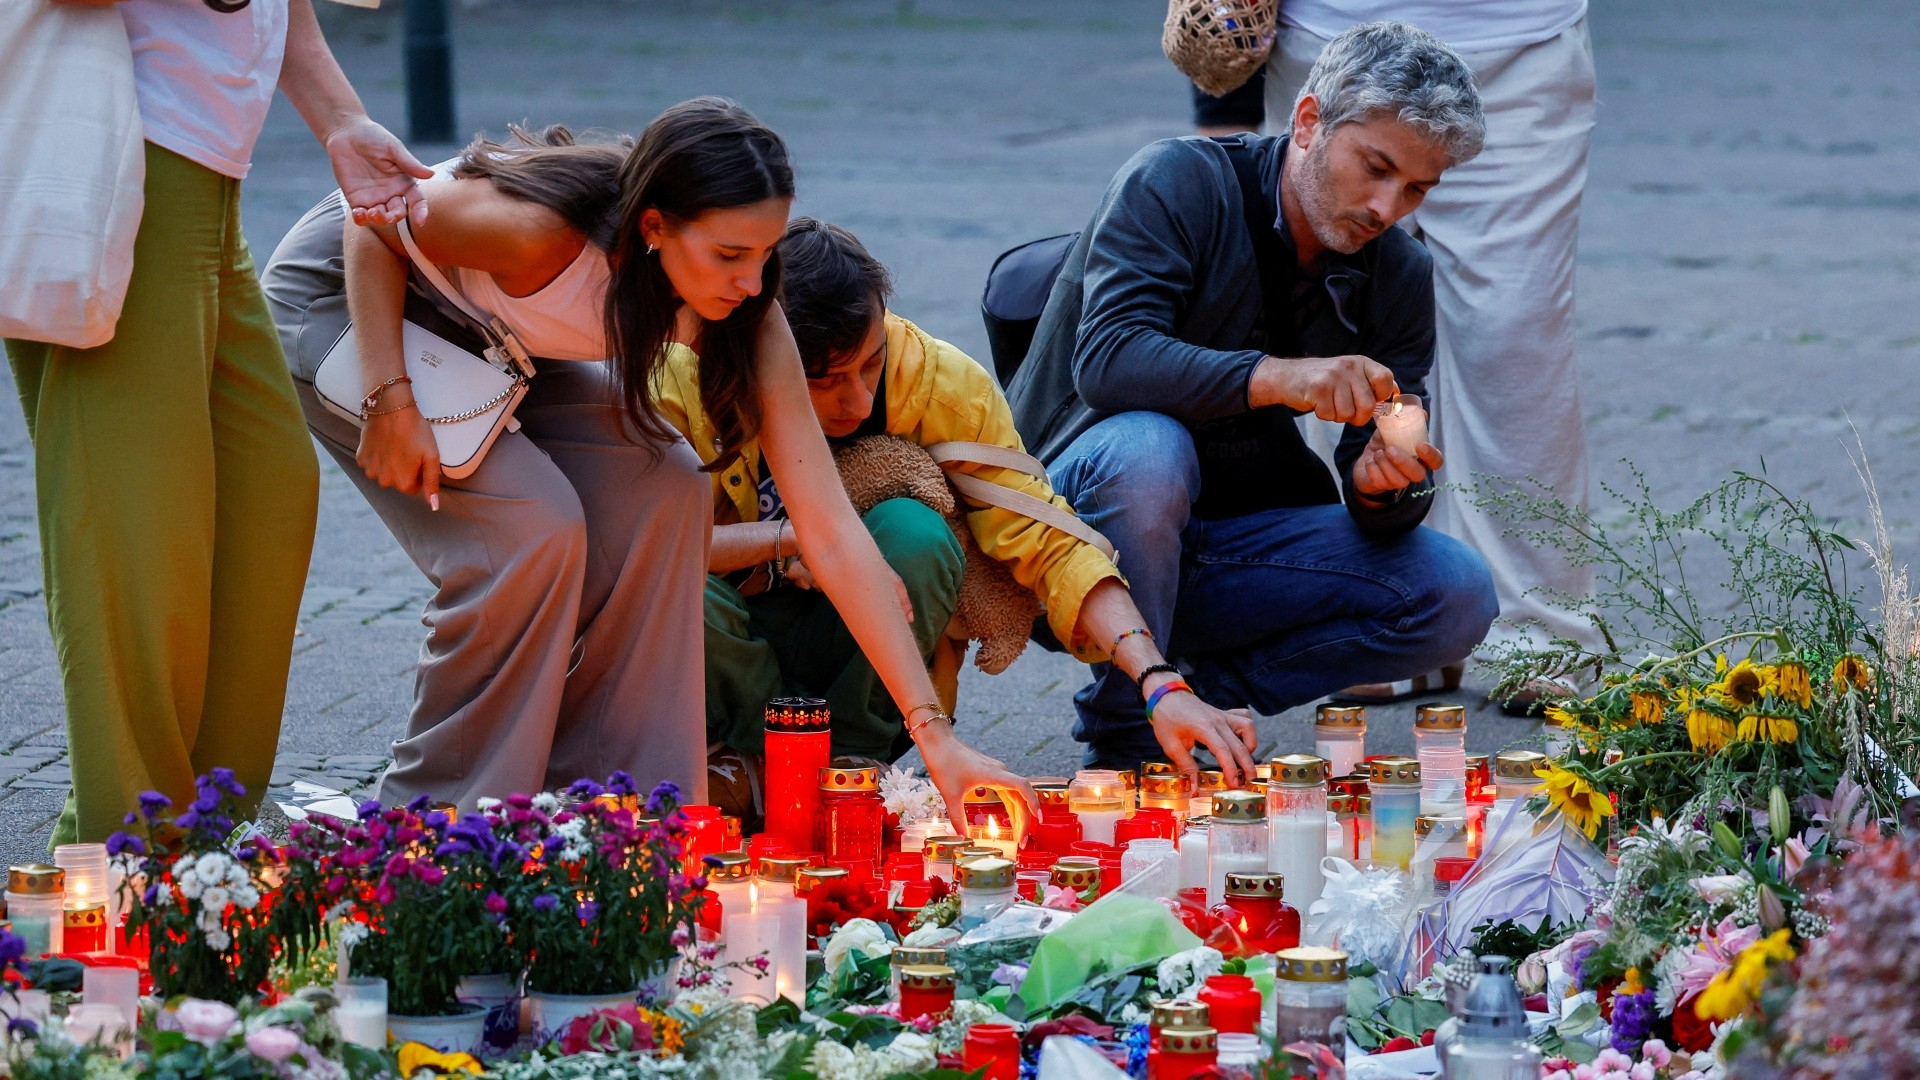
[1162,0,1280,97]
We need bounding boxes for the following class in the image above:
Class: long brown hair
[451,124,629,251]
[605,98,794,467]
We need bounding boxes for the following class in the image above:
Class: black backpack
[979,135,1280,389]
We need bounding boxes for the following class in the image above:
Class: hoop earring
[646,243,657,256]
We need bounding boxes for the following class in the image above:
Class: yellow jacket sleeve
[894,320,1124,663]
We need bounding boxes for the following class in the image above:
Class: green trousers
[5,144,320,845]
[705,497,962,761]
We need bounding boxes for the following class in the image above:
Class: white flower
[532,792,560,814]
[200,886,231,912]
[230,884,261,911]
[335,922,369,948]
[477,797,502,812]
[807,1041,863,1080]
[1690,874,1751,904]
[177,873,205,901]
[882,1032,936,1073]
[1155,946,1224,997]
[901,923,961,948]
[194,852,231,884]
[203,927,232,951]
[822,918,891,973]
[878,766,946,825]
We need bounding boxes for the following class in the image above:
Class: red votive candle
[1030,817,1082,855]
[763,697,833,854]
[897,964,956,1021]
[1196,974,1262,1034]
[817,759,885,880]
[681,805,727,868]
[1208,872,1299,957]
[963,1022,1022,1080]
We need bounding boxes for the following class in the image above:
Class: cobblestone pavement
[4,0,1917,862]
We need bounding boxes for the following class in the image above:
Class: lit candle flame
[1390,400,1403,416]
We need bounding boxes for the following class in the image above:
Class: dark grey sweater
[1006,133,1437,534]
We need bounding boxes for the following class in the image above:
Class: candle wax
[1074,808,1124,847]
[1373,398,1427,452]
[1179,828,1210,893]
[1267,815,1329,916]
[335,1001,388,1049]
[1370,792,1419,871]
[1207,850,1266,908]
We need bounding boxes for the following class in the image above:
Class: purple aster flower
[577,901,600,923]
[105,832,145,858]
[137,791,172,820]
[606,771,638,797]
[568,778,605,800]
[175,810,200,831]
[357,799,384,821]
[142,884,160,906]
[646,781,682,815]
[0,929,26,966]
[206,767,245,797]
[1609,989,1657,1055]
[407,794,432,813]
[533,894,558,913]
[123,811,139,826]
[6,1016,36,1040]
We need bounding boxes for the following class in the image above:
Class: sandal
[1330,662,1465,704]
[1495,677,1578,718]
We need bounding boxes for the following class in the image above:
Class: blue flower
[137,791,173,820]
[577,901,600,923]
[606,771,638,797]
[533,894,558,913]
[191,792,221,815]
[206,767,245,797]
[0,929,27,966]
[567,778,605,800]
[6,1016,36,1040]
[123,811,139,826]
[357,799,384,821]
[105,833,145,858]
[407,794,433,813]
[646,781,682,815]
[142,884,159,906]
[175,810,200,831]
[1609,989,1657,1056]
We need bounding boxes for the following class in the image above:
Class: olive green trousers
[5,143,319,845]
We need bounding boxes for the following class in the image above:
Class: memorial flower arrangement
[111,769,277,1004]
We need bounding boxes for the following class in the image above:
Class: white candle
[1268,815,1330,917]
[724,883,779,1004]
[1179,825,1210,894]
[757,885,808,1004]
[1206,850,1265,909]
[1074,808,1124,846]
[335,977,388,1049]
[1372,394,1427,453]
[899,821,935,853]
[63,1004,130,1056]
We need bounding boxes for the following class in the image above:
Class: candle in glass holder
[922,836,968,883]
[1050,857,1101,904]
[53,844,109,953]
[966,817,1019,860]
[707,852,754,932]
[897,820,936,853]
[897,964,956,1021]
[724,881,780,1004]
[754,860,809,1002]
[1329,794,1359,860]
[7,864,65,954]
[1068,770,1127,845]
[817,759,884,879]
[681,805,728,869]
[1369,758,1421,871]
[1206,792,1267,907]
[1138,773,1192,831]
[1312,705,1367,779]
[1372,393,1427,453]
[1032,781,1071,823]
[64,1003,131,1057]
[763,697,832,854]
[1178,817,1211,893]
[1265,754,1330,917]
[955,857,1017,928]
[335,976,388,1049]
[1188,770,1227,820]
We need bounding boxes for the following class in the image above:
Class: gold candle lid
[1049,860,1100,889]
[1195,769,1226,794]
[1150,999,1211,1029]
[765,696,831,732]
[1140,773,1192,800]
[1141,761,1181,779]
[1369,757,1421,786]
[1315,703,1367,728]
[1415,814,1462,838]
[1332,772,1371,796]
[8,864,63,895]
[892,945,947,967]
[955,856,1015,890]
[898,964,956,990]
[1252,763,1272,784]
[1210,790,1265,822]
[1328,793,1357,816]
[1269,754,1330,787]
[819,759,880,792]
[1224,871,1285,900]
[1275,945,1349,982]
[1161,1028,1218,1054]
[959,846,1001,861]
[1414,703,1467,730]
[1495,750,1549,780]
[707,851,753,880]
[923,836,970,863]
[794,866,849,894]
[1033,783,1069,810]
[757,855,810,882]
[1356,794,1372,814]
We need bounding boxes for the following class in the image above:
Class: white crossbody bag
[312,220,535,480]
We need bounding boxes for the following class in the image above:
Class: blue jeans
[1048,411,1498,767]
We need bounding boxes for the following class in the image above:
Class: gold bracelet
[905,709,953,737]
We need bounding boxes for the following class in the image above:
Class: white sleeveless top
[444,244,612,361]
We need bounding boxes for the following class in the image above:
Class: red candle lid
[765,696,832,732]
[1434,856,1475,883]
[1070,841,1117,858]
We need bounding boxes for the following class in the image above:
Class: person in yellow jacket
[657,219,1258,792]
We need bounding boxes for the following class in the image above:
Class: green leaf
[1561,1039,1599,1064]
[756,997,806,1038]
[1346,976,1382,1018]
[1382,995,1449,1039]
[1555,1001,1601,1039]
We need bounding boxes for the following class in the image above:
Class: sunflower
[1774,661,1813,709]
[1694,929,1795,1021]
[1711,659,1770,708]
[396,1044,483,1076]
[1539,764,1616,840]
[1629,690,1665,726]
[1736,714,1799,745]
[1833,654,1872,693]
[1687,707,1735,753]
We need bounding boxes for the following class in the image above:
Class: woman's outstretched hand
[916,722,1037,841]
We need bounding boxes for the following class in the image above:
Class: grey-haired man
[1007,22,1499,770]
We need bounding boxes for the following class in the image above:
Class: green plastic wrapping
[1015,893,1201,1012]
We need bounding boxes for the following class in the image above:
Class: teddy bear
[831,434,1042,674]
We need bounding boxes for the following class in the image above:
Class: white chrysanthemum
[881,1031,936,1073]
[1155,945,1224,997]
[200,886,231,912]
[231,884,261,911]
[877,766,945,825]
[177,874,205,901]
[194,851,230,883]
[477,797,502,812]
[336,922,369,948]
[532,792,561,814]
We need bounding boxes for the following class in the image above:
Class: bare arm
[1075,579,1258,785]
[753,308,1036,835]
[710,521,788,576]
[279,0,432,226]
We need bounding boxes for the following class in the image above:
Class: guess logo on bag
[417,348,445,370]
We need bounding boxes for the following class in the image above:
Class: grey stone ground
[4,0,1918,861]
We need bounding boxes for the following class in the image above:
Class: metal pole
[403,0,455,144]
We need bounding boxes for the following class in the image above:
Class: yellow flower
[1833,654,1872,693]
[1687,707,1735,753]
[1539,765,1616,840]
[644,1009,685,1057]
[1775,661,1813,709]
[396,1044,483,1076]
[1622,967,1646,995]
[1629,691,1665,726]
[1543,705,1579,730]
[1694,929,1796,1022]
[1711,659,1769,708]
[1735,714,1799,745]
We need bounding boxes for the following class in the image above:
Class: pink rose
[174,999,239,1044]
[245,1026,302,1064]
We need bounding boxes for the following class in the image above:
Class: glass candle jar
[897,964,956,1021]
[1156,1027,1219,1080]
[1313,704,1367,779]
[1329,794,1360,861]
[794,865,849,898]
[1138,772,1193,829]
[1033,782,1071,824]
[1196,973,1263,1034]
[1272,946,1349,1046]
[1068,770,1127,845]
[763,697,832,854]
[1331,773,1370,798]
[922,835,969,883]
[1050,857,1101,904]
[1368,758,1421,871]
[1121,838,1179,900]
[1265,754,1330,917]
[890,945,947,992]
[955,857,1017,928]
[53,844,109,948]
[7,863,65,955]
[1030,814,1082,855]
[1208,872,1300,957]
[1117,770,1139,817]
[964,1023,1022,1080]
[1414,703,1469,815]
[1178,818,1210,893]
[751,866,809,1005]
[1465,754,1492,802]
[1206,791,1267,907]
[681,804,728,869]
[818,760,885,879]
[964,786,1013,830]
[707,850,755,930]
[1188,770,1227,820]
